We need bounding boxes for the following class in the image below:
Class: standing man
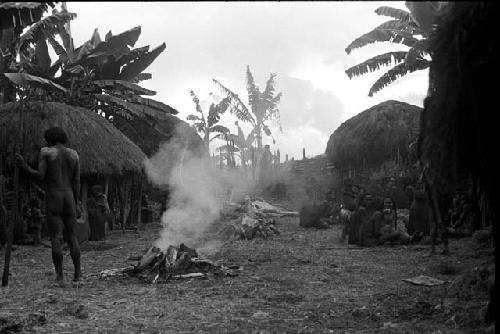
[16,127,81,283]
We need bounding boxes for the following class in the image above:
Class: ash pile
[111,244,240,283]
[220,197,298,240]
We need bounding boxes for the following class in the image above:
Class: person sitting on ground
[87,185,110,240]
[378,196,411,245]
[448,193,477,238]
[357,194,382,247]
[340,188,357,242]
[29,197,44,246]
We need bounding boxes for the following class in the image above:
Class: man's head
[44,127,68,146]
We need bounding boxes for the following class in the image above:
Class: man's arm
[16,151,47,180]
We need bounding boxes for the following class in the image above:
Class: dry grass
[0,215,494,333]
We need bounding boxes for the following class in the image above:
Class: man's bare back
[16,127,81,284]
[42,146,80,217]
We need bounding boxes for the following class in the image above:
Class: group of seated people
[343,194,411,247]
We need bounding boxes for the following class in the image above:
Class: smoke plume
[144,124,252,253]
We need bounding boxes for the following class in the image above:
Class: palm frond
[246,65,260,111]
[404,39,429,66]
[47,35,69,63]
[186,114,202,122]
[91,80,156,96]
[345,21,418,54]
[19,11,77,52]
[346,51,408,79]
[2,72,67,93]
[118,42,166,81]
[209,125,230,134]
[94,94,173,121]
[375,6,412,22]
[129,72,152,84]
[129,96,178,115]
[207,96,230,127]
[368,58,430,97]
[210,133,226,142]
[0,2,55,30]
[212,78,256,125]
[190,90,204,117]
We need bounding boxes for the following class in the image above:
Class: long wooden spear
[2,102,24,287]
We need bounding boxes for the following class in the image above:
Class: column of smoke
[144,124,252,255]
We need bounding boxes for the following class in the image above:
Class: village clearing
[0,213,493,334]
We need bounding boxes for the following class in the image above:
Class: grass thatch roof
[326,100,421,170]
[113,113,206,158]
[0,101,147,177]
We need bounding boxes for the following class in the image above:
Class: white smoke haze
[144,124,254,253]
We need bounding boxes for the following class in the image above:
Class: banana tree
[186,90,230,153]
[344,3,446,96]
[213,65,281,151]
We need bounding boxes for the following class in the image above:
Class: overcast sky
[68,1,428,160]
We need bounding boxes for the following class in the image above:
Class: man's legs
[48,215,64,281]
[63,214,81,281]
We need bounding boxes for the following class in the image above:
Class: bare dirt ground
[0,215,494,333]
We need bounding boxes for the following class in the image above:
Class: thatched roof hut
[0,101,146,176]
[113,113,205,158]
[325,100,421,170]
[419,2,496,225]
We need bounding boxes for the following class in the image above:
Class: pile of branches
[220,197,297,240]
[101,244,239,283]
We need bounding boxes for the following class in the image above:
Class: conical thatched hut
[0,101,146,176]
[113,113,205,159]
[325,100,421,171]
[0,101,147,241]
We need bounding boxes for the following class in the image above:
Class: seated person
[356,194,380,247]
[378,197,411,245]
[340,189,357,241]
[28,197,44,246]
[448,195,477,238]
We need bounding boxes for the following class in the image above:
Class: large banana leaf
[207,96,230,127]
[19,11,77,52]
[47,35,69,63]
[345,20,418,54]
[129,72,152,84]
[368,58,430,96]
[375,6,411,22]
[404,39,429,66]
[190,90,204,117]
[209,125,230,134]
[213,78,256,126]
[33,39,51,74]
[118,43,166,81]
[3,72,67,93]
[129,96,178,115]
[346,51,408,79]
[86,26,141,60]
[90,80,156,96]
[0,2,55,30]
[186,114,202,122]
[246,65,260,111]
[94,94,172,121]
